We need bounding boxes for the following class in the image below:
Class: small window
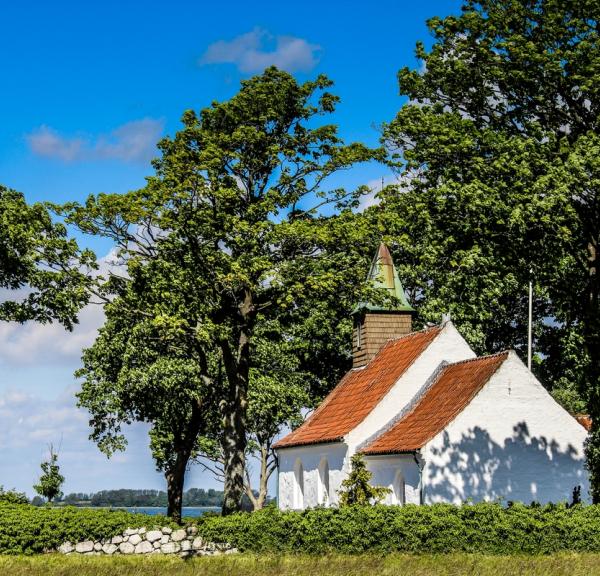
[294,459,304,509]
[393,471,405,506]
[356,320,362,349]
[318,458,330,506]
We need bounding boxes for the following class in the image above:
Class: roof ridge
[356,359,450,453]
[380,323,443,347]
[361,350,509,455]
[444,350,510,367]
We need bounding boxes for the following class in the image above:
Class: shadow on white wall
[426,422,589,504]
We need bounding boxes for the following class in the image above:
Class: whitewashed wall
[366,454,421,505]
[423,351,591,504]
[277,326,590,510]
[278,442,348,509]
[347,322,475,453]
[278,322,476,511]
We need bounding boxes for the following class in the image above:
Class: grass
[2,554,600,576]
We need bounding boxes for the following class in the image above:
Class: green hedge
[0,503,172,555]
[195,503,600,555]
[3,502,600,556]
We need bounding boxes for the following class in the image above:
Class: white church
[275,244,590,509]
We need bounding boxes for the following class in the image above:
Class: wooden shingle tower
[352,244,415,368]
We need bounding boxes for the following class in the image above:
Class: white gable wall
[423,351,590,504]
[347,322,475,454]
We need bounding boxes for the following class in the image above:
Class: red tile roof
[575,414,592,431]
[362,352,509,455]
[274,326,443,449]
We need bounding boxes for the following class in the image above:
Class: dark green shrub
[0,503,173,555]
[195,503,600,555]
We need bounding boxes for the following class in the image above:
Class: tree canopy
[33,446,65,503]
[378,0,600,499]
[69,67,377,519]
[0,185,93,328]
[338,454,390,506]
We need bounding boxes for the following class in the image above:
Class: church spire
[360,243,414,313]
[352,243,415,368]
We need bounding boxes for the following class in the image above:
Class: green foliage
[586,430,600,503]
[195,503,600,555]
[0,487,29,505]
[2,502,600,558]
[67,67,377,516]
[0,185,94,328]
[378,0,600,497]
[552,384,588,416]
[0,503,170,555]
[338,454,391,506]
[246,328,309,452]
[33,449,65,503]
[55,488,223,507]
[83,488,223,508]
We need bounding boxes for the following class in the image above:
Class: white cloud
[0,384,167,495]
[0,249,122,367]
[0,302,104,366]
[0,386,87,451]
[25,128,85,161]
[26,118,164,163]
[200,28,320,73]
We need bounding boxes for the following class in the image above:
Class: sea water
[123,506,220,517]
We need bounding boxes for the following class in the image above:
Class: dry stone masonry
[58,525,236,558]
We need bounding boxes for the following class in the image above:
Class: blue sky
[0,0,461,497]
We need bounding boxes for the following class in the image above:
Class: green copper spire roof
[353,243,415,314]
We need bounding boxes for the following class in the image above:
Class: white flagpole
[528,270,533,370]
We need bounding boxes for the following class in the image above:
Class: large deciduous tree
[68,67,375,516]
[0,185,93,327]
[379,0,600,499]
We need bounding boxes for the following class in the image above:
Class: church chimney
[352,243,415,368]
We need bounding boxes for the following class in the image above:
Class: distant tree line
[32,488,223,507]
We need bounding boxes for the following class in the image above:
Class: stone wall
[57,526,236,558]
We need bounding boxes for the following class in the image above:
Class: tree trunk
[165,401,204,523]
[244,443,276,511]
[220,290,253,515]
[584,239,600,503]
[220,343,250,514]
[221,394,247,515]
[165,452,188,524]
[255,444,270,510]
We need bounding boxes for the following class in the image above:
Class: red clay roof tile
[575,414,592,431]
[274,326,443,449]
[362,352,509,455]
